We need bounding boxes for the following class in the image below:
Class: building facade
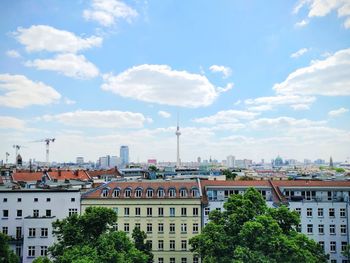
[120,146,129,168]
[82,180,202,263]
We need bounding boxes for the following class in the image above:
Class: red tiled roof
[12,170,91,182]
[272,180,350,188]
[12,172,43,182]
[83,180,200,199]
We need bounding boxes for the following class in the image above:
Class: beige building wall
[81,198,201,263]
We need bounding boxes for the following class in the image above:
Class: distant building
[330,156,334,168]
[273,156,283,167]
[314,159,325,165]
[148,159,157,165]
[197,157,201,164]
[226,155,235,168]
[120,146,129,168]
[76,157,84,165]
[304,159,312,165]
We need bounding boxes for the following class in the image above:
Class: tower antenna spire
[175,112,181,167]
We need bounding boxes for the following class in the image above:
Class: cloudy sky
[1,0,350,163]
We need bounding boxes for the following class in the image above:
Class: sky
[0,0,350,164]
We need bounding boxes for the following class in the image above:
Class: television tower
[175,114,181,167]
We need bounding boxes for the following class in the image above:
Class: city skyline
[0,0,350,163]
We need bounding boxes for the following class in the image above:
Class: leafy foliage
[0,232,19,263]
[222,169,237,180]
[190,188,328,263]
[49,207,151,263]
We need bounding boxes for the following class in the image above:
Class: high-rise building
[226,155,235,168]
[330,156,334,168]
[76,157,84,165]
[120,146,129,168]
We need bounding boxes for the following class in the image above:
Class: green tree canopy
[222,169,237,180]
[190,188,328,263]
[49,207,151,263]
[0,232,19,263]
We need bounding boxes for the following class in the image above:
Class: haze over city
[1,0,350,163]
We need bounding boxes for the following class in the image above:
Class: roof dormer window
[125,188,131,198]
[101,188,109,197]
[112,188,120,197]
[146,188,154,198]
[169,188,176,198]
[135,188,143,198]
[180,188,188,197]
[157,188,165,198]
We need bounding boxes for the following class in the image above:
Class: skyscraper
[120,146,129,168]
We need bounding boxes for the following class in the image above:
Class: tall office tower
[120,146,129,168]
[329,156,334,167]
[226,155,235,168]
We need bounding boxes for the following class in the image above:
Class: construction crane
[32,138,55,166]
[5,152,10,164]
[13,145,25,165]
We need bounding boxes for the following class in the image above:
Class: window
[40,246,47,256]
[135,188,142,197]
[113,188,120,197]
[181,258,187,263]
[318,208,323,217]
[330,224,335,235]
[341,224,347,235]
[125,188,131,197]
[41,228,48,237]
[181,207,187,216]
[329,208,335,217]
[147,223,152,233]
[342,242,348,253]
[147,207,152,217]
[158,258,164,263]
[34,198,38,202]
[170,258,175,263]
[204,207,210,216]
[17,198,22,202]
[124,207,130,216]
[28,246,35,257]
[158,240,164,251]
[102,189,108,197]
[192,188,199,197]
[2,227,8,235]
[180,188,188,197]
[16,227,22,239]
[71,198,75,202]
[158,188,165,197]
[216,208,221,212]
[306,208,312,217]
[17,210,22,217]
[193,207,199,216]
[15,244,21,257]
[3,210,8,218]
[170,223,175,233]
[170,207,175,217]
[158,223,164,233]
[146,240,152,250]
[193,223,199,233]
[307,224,313,234]
[296,224,302,232]
[330,241,336,252]
[193,257,199,263]
[319,241,325,250]
[318,224,324,235]
[295,208,301,215]
[124,223,129,232]
[33,209,39,217]
[158,207,164,217]
[135,207,141,216]
[181,223,187,233]
[170,240,175,251]
[328,191,332,200]
[29,228,36,237]
[340,208,346,217]
[3,198,7,202]
[146,188,154,197]
[181,240,187,250]
[46,198,50,202]
[46,210,51,217]
[169,188,176,197]
[69,208,78,216]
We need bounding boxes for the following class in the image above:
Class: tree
[0,233,19,263]
[49,207,150,263]
[222,169,237,180]
[190,188,328,263]
[132,227,153,263]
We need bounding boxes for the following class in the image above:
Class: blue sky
[0,0,350,163]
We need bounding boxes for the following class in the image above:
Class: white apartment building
[202,180,350,263]
[0,188,80,263]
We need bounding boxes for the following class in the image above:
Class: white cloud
[328,107,349,117]
[290,48,309,58]
[234,100,241,106]
[158,111,171,118]
[0,74,61,108]
[193,110,259,124]
[245,94,316,111]
[209,65,232,78]
[249,116,326,130]
[83,0,138,27]
[274,48,350,96]
[6,50,21,58]
[294,0,350,29]
[41,110,149,128]
[64,98,76,105]
[295,19,309,27]
[0,116,26,130]
[14,25,102,53]
[217,82,234,93]
[25,53,99,79]
[102,64,220,108]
